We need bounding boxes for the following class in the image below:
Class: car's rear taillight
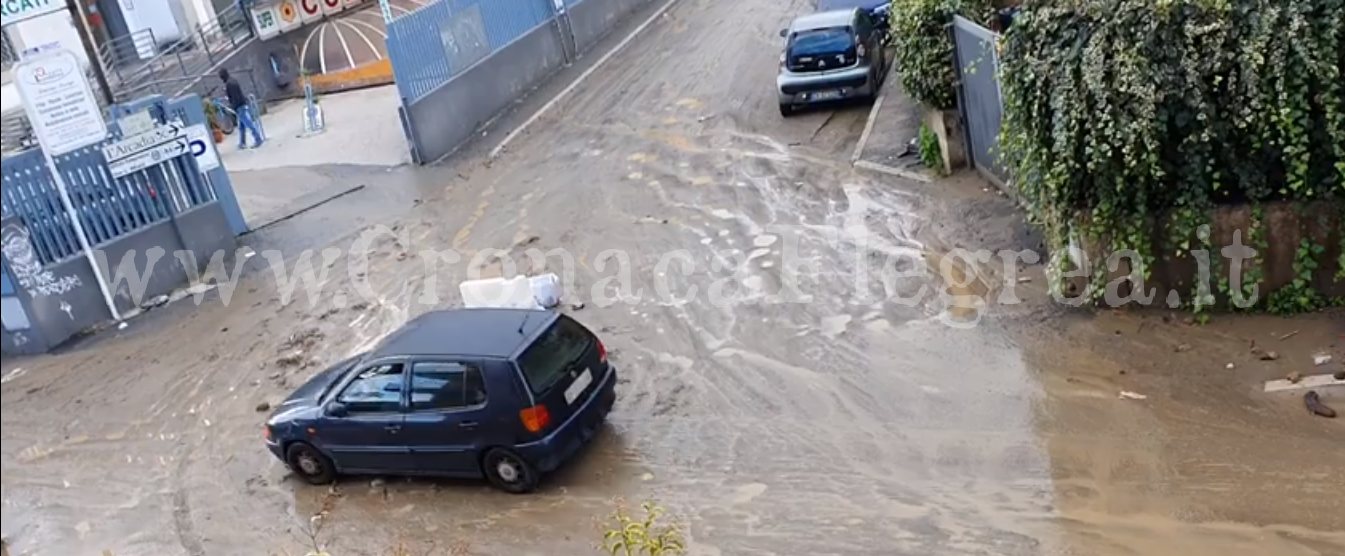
[520,404,551,433]
[263,426,271,440]
[597,338,608,364]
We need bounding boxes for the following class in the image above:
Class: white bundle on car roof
[459,274,562,310]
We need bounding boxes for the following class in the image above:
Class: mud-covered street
[3,0,1344,554]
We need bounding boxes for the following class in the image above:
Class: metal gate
[950,16,1011,193]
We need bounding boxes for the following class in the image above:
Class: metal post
[43,149,122,321]
[199,26,216,64]
[946,21,974,172]
[66,0,116,106]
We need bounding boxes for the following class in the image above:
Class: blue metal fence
[0,124,216,266]
[387,0,556,102]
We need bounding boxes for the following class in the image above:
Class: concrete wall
[568,0,645,54]
[402,21,569,164]
[1073,200,1345,307]
[0,203,235,354]
[9,11,90,68]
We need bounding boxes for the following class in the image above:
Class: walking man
[220,68,264,149]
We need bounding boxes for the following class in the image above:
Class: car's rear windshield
[517,316,592,395]
[788,27,855,56]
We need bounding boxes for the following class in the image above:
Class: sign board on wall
[1,0,65,27]
[102,122,188,178]
[276,0,302,33]
[298,0,322,23]
[251,4,282,40]
[105,138,188,178]
[343,0,364,8]
[118,110,157,137]
[13,48,108,156]
[320,0,344,16]
[184,124,220,172]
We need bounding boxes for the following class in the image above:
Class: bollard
[300,77,325,135]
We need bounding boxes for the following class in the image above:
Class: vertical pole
[946,19,974,172]
[43,149,122,321]
[66,0,116,106]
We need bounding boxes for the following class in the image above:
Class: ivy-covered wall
[997,0,1344,313]
[888,0,996,110]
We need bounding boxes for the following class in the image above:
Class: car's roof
[368,308,557,360]
[817,0,885,11]
[790,9,858,32]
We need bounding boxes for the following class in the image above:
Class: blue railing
[386,0,555,102]
[0,125,216,266]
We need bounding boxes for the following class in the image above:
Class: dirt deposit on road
[3,0,1344,554]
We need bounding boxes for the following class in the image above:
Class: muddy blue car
[263,309,617,493]
[776,8,889,116]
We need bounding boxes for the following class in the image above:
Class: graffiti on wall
[0,221,84,298]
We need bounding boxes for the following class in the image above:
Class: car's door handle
[459,421,478,429]
[384,425,402,433]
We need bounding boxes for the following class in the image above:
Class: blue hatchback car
[264,309,617,493]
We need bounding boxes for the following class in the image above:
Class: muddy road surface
[4,0,1344,554]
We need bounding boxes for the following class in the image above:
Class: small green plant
[918,123,944,174]
[203,98,221,131]
[1267,239,1328,315]
[601,500,687,556]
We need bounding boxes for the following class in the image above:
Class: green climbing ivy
[998,0,1345,311]
[888,0,995,110]
[1268,238,1330,314]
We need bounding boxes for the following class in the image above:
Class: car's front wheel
[482,448,540,494]
[286,442,337,485]
[779,103,796,117]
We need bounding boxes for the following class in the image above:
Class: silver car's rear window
[788,27,854,56]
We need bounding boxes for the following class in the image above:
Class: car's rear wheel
[779,103,796,117]
[482,448,539,494]
[286,442,336,485]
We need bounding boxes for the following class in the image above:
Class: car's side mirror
[779,28,788,38]
[327,402,349,417]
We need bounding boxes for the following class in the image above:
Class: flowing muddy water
[3,0,1344,553]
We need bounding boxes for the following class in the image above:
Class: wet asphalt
[3,0,1344,554]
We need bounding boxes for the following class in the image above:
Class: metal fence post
[947,20,974,172]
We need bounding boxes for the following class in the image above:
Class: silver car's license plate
[809,90,842,101]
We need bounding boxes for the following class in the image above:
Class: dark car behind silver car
[776,8,887,116]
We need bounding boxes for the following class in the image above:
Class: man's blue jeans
[237,104,264,148]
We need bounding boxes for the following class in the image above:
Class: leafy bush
[888,0,995,109]
[918,123,945,173]
[999,0,1345,302]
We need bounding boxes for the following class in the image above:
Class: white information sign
[184,124,221,172]
[101,122,185,161]
[12,48,122,322]
[118,110,156,137]
[106,137,189,179]
[13,49,108,156]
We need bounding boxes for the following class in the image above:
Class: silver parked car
[776,8,887,117]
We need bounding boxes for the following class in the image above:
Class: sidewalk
[218,84,411,172]
[851,70,935,182]
[216,85,412,227]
